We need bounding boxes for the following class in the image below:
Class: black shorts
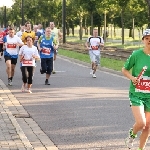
[41,57,53,74]
[4,56,17,65]
[0,44,3,52]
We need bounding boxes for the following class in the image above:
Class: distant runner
[49,21,62,73]
[85,28,104,78]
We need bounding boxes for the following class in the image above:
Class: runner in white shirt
[16,25,25,38]
[3,28,24,85]
[85,28,104,78]
[19,36,39,93]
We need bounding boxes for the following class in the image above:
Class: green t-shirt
[124,48,150,98]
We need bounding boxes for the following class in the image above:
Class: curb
[0,79,58,150]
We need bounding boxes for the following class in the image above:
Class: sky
[0,0,14,7]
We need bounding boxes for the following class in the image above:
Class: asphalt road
[0,55,149,150]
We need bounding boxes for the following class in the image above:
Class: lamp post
[21,0,24,25]
[62,0,66,43]
[4,6,6,28]
[0,1,14,28]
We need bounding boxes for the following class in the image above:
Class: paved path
[0,76,58,149]
[0,55,150,150]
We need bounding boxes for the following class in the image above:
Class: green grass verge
[58,49,125,71]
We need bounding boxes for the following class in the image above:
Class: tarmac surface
[0,55,150,150]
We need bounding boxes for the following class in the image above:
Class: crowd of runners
[0,21,62,93]
[1,19,150,150]
[0,23,105,93]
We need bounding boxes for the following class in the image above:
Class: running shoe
[52,70,56,74]
[26,88,32,93]
[21,84,25,92]
[40,69,44,74]
[90,69,93,74]
[45,80,50,85]
[92,74,96,78]
[125,128,137,149]
[8,79,12,86]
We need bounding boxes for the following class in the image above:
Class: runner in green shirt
[122,29,150,150]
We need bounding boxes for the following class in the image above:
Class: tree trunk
[145,0,150,27]
[98,26,100,36]
[114,24,116,37]
[132,18,135,39]
[72,25,74,36]
[90,13,93,35]
[121,8,125,45]
[66,22,69,35]
[79,17,83,40]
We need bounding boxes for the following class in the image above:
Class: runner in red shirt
[0,28,6,60]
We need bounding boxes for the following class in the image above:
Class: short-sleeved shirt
[0,32,6,44]
[38,35,56,58]
[3,35,24,58]
[21,31,35,44]
[34,31,41,47]
[87,36,104,55]
[124,49,150,98]
[16,31,23,38]
[19,45,39,66]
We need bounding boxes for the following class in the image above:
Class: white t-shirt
[16,31,23,38]
[4,35,24,56]
[19,45,39,66]
[87,36,104,55]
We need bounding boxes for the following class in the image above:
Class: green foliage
[0,0,149,31]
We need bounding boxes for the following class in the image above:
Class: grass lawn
[59,49,125,71]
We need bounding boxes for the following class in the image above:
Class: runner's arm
[21,33,26,44]
[53,38,58,50]
[85,41,90,50]
[122,67,138,85]
[37,36,42,51]
[58,30,63,40]
[17,37,24,47]
[19,46,24,62]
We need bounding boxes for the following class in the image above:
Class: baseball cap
[142,29,150,39]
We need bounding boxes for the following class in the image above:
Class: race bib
[91,46,99,50]
[22,60,33,66]
[42,48,51,55]
[135,78,150,93]
[7,43,17,49]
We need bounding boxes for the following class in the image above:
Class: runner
[37,27,58,85]
[3,27,24,85]
[122,29,150,150]
[22,22,35,44]
[85,28,104,78]
[16,25,25,38]
[4,25,11,35]
[49,21,62,74]
[19,36,39,93]
[0,28,6,60]
[33,25,41,47]
[37,24,45,35]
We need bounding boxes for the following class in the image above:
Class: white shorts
[89,50,100,65]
